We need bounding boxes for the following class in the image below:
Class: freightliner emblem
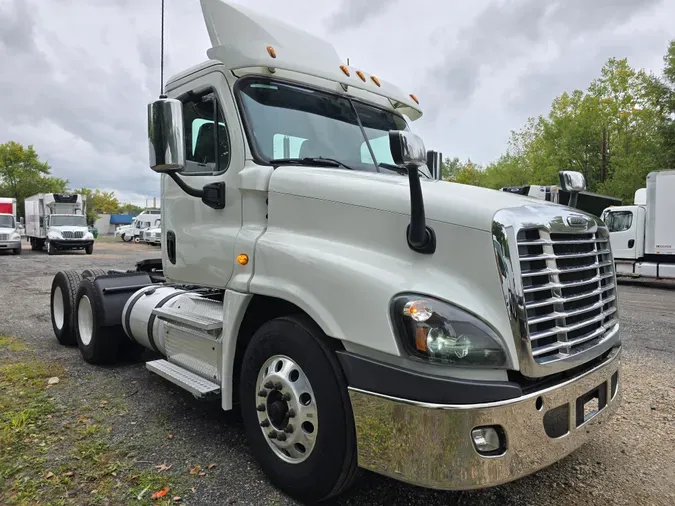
[566,215,590,228]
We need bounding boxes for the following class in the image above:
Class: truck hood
[269,166,547,231]
[0,227,17,234]
[50,226,89,233]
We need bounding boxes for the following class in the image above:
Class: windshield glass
[50,215,87,227]
[237,77,430,178]
[605,211,633,232]
[0,215,15,228]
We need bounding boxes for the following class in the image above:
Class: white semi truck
[25,193,95,255]
[142,218,162,245]
[602,170,675,280]
[115,209,161,242]
[0,197,21,255]
[48,1,622,502]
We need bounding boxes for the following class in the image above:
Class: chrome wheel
[255,355,318,464]
[53,286,65,330]
[77,295,94,346]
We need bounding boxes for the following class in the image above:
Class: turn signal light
[237,254,249,265]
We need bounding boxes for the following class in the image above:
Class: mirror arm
[406,166,436,254]
[167,172,226,210]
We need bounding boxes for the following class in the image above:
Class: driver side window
[182,89,231,175]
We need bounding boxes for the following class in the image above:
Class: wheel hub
[255,355,318,464]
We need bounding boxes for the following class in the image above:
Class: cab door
[162,68,244,288]
[605,209,637,260]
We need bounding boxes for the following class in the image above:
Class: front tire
[12,247,21,255]
[75,277,122,364]
[122,233,132,243]
[240,315,358,503]
[85,243,94,255]
[50,270,83,345]
[46,240,56,255]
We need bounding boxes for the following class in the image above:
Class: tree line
[442,40,675,204]
[0,141,145,224]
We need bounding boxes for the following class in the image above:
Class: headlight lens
[11,233,20,240]
[393,296,509,367]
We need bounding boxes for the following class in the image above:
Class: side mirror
[559,170,586,192]
[389,131,427,169]
[148,97,186,173]
[389,130,436,255]
[558,170,586,209]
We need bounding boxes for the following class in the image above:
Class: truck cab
[0,197,21,255]
[117,210,161,242]
[49,0,622,502]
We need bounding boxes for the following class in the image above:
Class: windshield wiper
[378,162,431,179]
[270,157,355,171]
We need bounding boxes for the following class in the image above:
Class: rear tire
[239,315,358,503]
[50,270,83,346]
[75,278,122,365]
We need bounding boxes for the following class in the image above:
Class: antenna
[160,0,166,98]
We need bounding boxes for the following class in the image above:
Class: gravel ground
[0,242,674,505]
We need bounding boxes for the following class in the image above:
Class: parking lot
[1,241,674,505]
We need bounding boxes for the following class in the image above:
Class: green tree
[0,141,68,217]
[117,203,144,215]
[72,188,120,226]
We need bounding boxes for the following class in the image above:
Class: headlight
[48,232,62,239]
[392,295,509,367]
[11,233,20,240]
[84,232,94,240]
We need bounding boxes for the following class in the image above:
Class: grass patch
[0,344,192,505]
[0,336,27,352]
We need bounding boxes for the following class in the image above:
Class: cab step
[152,306,223,331]
[146,359,221,398]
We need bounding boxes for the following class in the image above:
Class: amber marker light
[340,64,350,77]
[356,70,366,82]
[266,46,277,58]
[410,93,420,104]
[370,75,381,87]
[237,254,249,265]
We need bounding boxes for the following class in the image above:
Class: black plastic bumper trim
[336,351,522,405]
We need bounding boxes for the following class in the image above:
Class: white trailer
[25,193,95,255]
[0,197,21,255]
[602,170,675,280]
[48,1,622,502]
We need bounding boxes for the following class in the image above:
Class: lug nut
[287,409,296,418]
[258,390,268,397]
[256,404,266,412]
[277,432,287,442]
[264,381,274,389]
[282,393,291,402]
[260,419,270,428]
[268,431,277,439]
[284,424,294,434]
[274,381,282,390]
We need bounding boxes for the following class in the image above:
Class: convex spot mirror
[148,98,186,173]
[389,130,427,169]
[559,170,586,193]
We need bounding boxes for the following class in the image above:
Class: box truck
[47,1,622,502]
[602,170,675,280]
[25,193,95,255]
[0,197,21,255]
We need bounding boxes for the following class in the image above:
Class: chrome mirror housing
[148,97,186,173]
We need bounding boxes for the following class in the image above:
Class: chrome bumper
[349,346,621,490]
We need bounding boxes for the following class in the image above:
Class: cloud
[324,0,400,33]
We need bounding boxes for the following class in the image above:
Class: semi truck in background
[501,184,621,217]
[142,218,162,245]
[0,197,21,255]
[115,208,161,242]
[602,170,675,280]
[47,0,622,502]
[25,193,95,255]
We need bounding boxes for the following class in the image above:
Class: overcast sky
[1,0,673,205]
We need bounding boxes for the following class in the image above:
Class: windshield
[236,77,431,178]
[50,215,87,227]
[605,211,633,232]
[0,215,15,228]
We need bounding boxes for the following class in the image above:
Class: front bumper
[0,240,21,250]
[51,239,93,249]
[349,345,621,490]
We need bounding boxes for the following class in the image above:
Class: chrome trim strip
[349,346,621,491]
[492,205,621,377]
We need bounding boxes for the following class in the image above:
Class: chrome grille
[517,228,618,364]
[62,231,84,239]
[0,234,8,241]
